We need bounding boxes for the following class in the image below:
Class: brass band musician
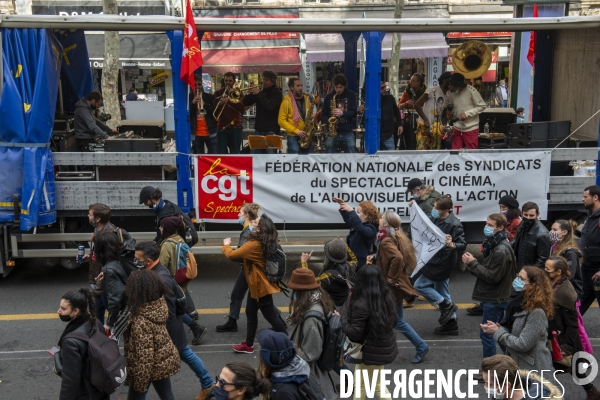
[214,72,245,154]
[278,77,313,154]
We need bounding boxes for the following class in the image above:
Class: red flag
[526,3,538,66]
[180,0,203,89]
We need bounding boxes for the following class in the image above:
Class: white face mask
[485,387,498,398]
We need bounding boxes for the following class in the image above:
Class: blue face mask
[213,386,232,400]
[248,225,253,232]
[512,277,525,292]
[454,89,459,94]
[153,199,164,213]
[431,208,440,219]
[238,218,244,225]
[483,226,495,237]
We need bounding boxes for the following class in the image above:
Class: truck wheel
[60,257,80,270]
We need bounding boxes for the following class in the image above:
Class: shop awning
[304,32,448,62]
[201,47,301,74]
[85,33,171,69]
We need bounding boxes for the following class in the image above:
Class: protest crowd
[52,182,600,400]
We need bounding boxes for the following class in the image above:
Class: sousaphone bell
[451,40,493,79]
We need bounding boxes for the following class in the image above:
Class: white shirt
[500,86,508,101]
[421,86,448,124]
[447,85,487,132]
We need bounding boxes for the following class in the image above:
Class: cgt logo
[197,156,253,219]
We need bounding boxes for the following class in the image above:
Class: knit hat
[286,268,320,291]
[498,195,519,210]
[324,238,348,264]
[139,186,155,204]
[258,329,296,369]
[406,178,423,194]
[161,215,183,238]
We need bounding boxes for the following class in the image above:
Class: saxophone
[299,94,316,149]
[328,94,339,138]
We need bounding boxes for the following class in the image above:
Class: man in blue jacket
[321,74,357,154]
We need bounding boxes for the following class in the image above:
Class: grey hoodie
[74,98,110,140]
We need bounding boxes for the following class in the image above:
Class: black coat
[270,382,303,400]
[59,319,109,400]
[152,262,188,351]
[548,279,582,363]
[190,91,217,133]
[580,207,600,271]
[466,241,516,303]
[559,248,584,299]
[103,259,128,327]
[511,219,551,270]
[153,199,198,246]
[321,88,357,133]
[243,85,283,133]
[420,213,466,282]
[339,209,377,268]
[341,296,398,366]
[380,94,402,140]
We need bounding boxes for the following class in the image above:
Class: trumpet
[197,88,206,116]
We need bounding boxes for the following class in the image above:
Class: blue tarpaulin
[56,30,95,115]
[0,29,62,230]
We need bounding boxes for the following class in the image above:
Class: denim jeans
[182,313,193,326]
[180,346,214,388]
[194,132,218,154]
[414,275,457,320]
[217,127,242,154]
[480,301,508,358]
[129,377,174,400]
[501,100,508,107]
[95,292,108,324]
[287,135,313,154]
[326,131,356,153]
[380,136,395,151]
[251,130,278,154]
[396,302,428,352]
[229,269,249,320]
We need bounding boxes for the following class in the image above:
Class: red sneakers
[232,341,254,354]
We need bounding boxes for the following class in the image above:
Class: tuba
[328,93,339,138]
[451,40,492,79]
[300,94,316,149]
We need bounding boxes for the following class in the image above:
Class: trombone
[213,83,263,121]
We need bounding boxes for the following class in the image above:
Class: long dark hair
[350,264,398,340]
[125,269,170,318]
[288,287,335,325]
[225,361,271,400]
[94,230,122,265]
[248,214,279,258]
[62,287,96,327]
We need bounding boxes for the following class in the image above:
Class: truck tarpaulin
[56,30,95,114]
[193,153,551,223]
[0,28,61,230]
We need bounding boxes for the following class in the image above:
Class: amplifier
[104,138,161,153]
[118,120,165,139]
[548,121,571,139]
[478,136,507,149]
[508,122,549,140]
[54,118,73,131]
[508,137,570,149]
[50,130,77,152]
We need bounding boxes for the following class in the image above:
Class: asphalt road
[1,250,599,400]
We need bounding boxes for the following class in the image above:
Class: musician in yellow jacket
[278,77,313,154]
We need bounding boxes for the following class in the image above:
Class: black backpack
[272,377,325,400]
[299,310,345,372]
[265,244,286,284]
[115,227,137,276]
[66,322,127,395]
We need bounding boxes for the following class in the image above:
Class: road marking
[0,302,597,321]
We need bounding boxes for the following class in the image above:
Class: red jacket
[506,217,521,241]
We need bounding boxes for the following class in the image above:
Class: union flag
[180,0,203,89]
[526,3,539,67]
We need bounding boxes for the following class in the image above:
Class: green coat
[159,234,186,289]
[416,186,441,217]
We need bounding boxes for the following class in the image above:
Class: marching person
[74,91,116,152]
[321,74,357,154]
[123,269,180,400]
[462,213,516,358]
[406,178,441,218]
[221,214,288,354]
[447,73,486,149]
[134,241,216,400]
[333,197,378,270]
[397,74,427,151]
[550,220,584,298]
[278,77,313,154]
[369,210,428,364]
[191,74,218,155]
[414,71,452,150]
[580,185,600,315]
[511,202,551,271]
[243,70,283,154]
[214,72,245,154]
[414,195,465,335]
[217,203,261,333]
[214,362,270,400]
[57,288,110,400]
[498,195,522,241]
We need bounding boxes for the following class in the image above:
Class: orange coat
[376,237,418,304]
[506,217,521,241]
[221,240,280,300]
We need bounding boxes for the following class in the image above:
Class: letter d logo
[572,351,598,386]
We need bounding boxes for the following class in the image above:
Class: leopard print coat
[124,297,180,392]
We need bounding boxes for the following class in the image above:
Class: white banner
[193,152,550,223]
[409,203,446,278]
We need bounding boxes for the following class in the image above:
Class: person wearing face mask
[57,288,110,400]
[134,241,216,400]
[446,73,486,149]
[511,202,551,271]
[139,186,199,247]
[550,220,583,298]
[498,195,522,241]
[579,185,600,316]
[481,267,557,384]
[398,74,427,151]
[406,178,441,218]
[333,197,379,271]
[480,355,564,400]
[414,195,466,335]
[462,213,516,358]
[217,203,261,333]
[73,91,117,152]
[544,257,600,400]
[214,362,270,400]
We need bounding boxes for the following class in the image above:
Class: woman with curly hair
[221,214,288,354]
[481,266,556,383]
[333,197,379,270]
[124,269,180,399]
